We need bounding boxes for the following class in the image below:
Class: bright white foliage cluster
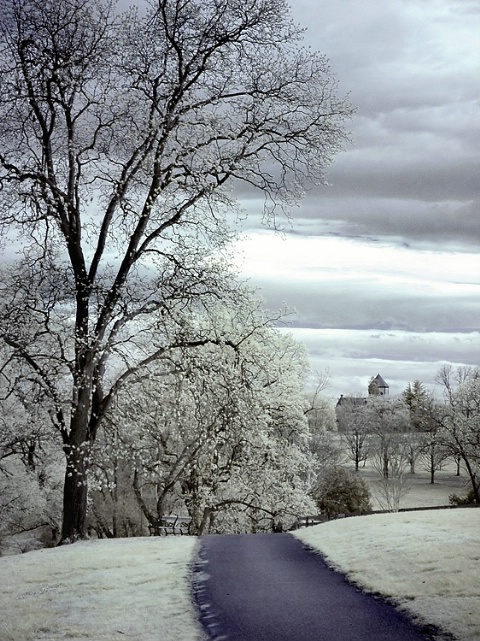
[91,298,317,535]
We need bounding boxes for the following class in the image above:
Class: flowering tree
[0,374,63,544]
[91,301,315,535]
[0,0,352,542]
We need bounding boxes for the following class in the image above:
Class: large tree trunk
[132,469,169,535]
[462,456,480,504]
[59,379,94,544]
[197,507,213,535]
[383,452,389,479]
[429,450,436,484]
[59,442,90,543]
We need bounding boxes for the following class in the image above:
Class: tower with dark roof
[368,374,389,396]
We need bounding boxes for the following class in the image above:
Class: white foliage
[91,298,316,533]
[0,0,352,539]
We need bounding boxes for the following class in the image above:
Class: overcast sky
[4,0,478,401]
[231,0,480,399]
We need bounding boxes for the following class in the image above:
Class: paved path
[193,533,441,641]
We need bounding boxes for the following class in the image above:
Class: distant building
[336,374,389,408]
[335,374,390,431]
[336,395,367,409]
[368,374,389,396]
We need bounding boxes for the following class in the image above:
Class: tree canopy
[0,0,353,541]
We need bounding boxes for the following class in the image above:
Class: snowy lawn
[293,508,480,641]
[2,510,479,641]
[354,461,469,511]
[0,536,205,641]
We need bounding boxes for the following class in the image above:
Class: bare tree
[336,398,370,471]
[434,365,480,503]
[365,397,413,511]
[419,433,450,485]
[364,397,410,479]
[305,374,344,468]
[412,394,450,485]
[0,0,353,542]
[373,454,411,513]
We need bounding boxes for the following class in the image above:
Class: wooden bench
[149,516,192,536]
[293,514,327,529]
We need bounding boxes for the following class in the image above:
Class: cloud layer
[233,0,480,398]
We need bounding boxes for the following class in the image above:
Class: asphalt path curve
[193,533,443,641]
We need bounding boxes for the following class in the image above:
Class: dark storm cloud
[292,328,480,369]
[261,278,479,334]
[326,149,480,203]
[271,0,480,255]
[286,197,480,250]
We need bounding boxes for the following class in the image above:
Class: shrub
[449,488,477,505]
[313,466,372,519]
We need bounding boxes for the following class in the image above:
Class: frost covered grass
[293,508,480,641]
[355,461,469,511]
[0,536,205,641]
[2,508,479,641]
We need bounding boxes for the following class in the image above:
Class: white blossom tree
[0,373,63,545]
[0,0,353,542]
[91,299,315,535]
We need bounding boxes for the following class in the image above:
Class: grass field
[0,463,476,641]
[294,508,480,641]
[353,459,469,510]
[0,537,206,641]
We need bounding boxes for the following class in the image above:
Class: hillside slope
[293,509,480,641]
[0,537,205,641]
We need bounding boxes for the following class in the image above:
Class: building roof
[372,374,389,388]
[336,395,368,408]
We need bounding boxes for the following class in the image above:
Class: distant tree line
[336,367,480,510]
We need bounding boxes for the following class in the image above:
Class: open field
[352,460,469,511]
